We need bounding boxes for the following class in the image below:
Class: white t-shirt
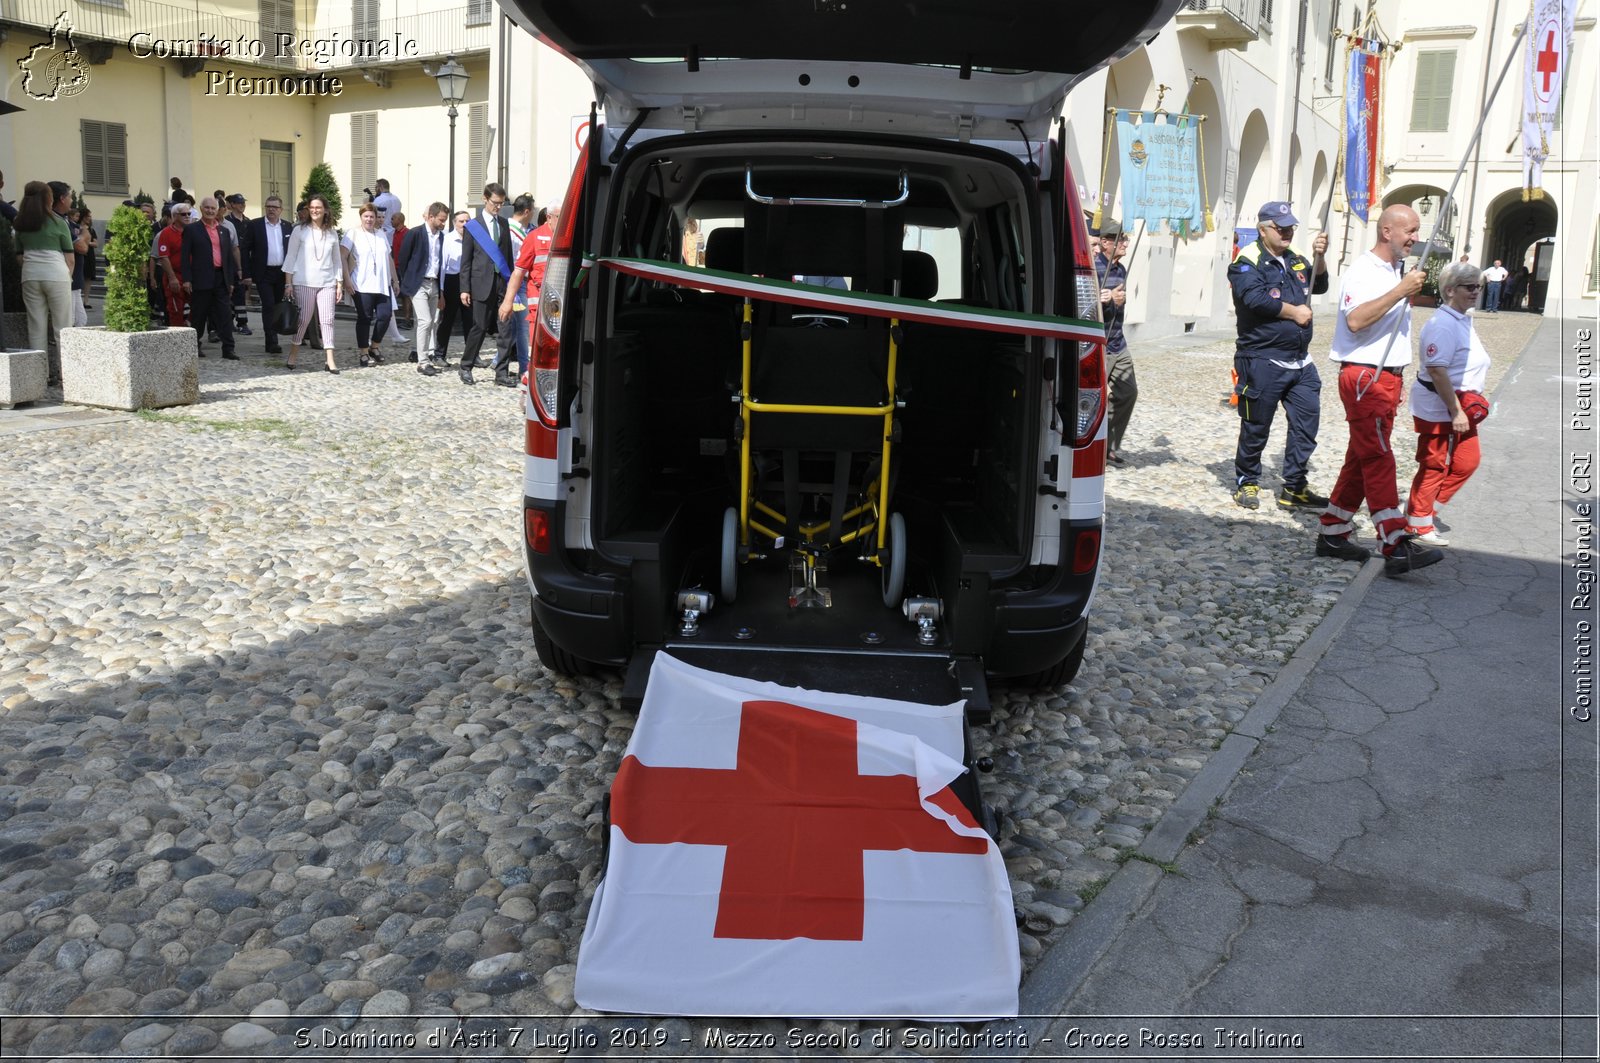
[1482,264,1508,284]
[342,229,394,295]
[1410,305,1491,422]
[1330,250,1411,368]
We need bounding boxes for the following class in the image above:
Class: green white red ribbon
[599,257,1105,343]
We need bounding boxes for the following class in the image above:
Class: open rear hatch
[494,0,1181,141]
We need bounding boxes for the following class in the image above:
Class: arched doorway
[1483,188,1559,311]
[1236,111,1272,220]
[1309,152,1330,219]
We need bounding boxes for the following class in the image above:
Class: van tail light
[524,506,552,554]
[1071,526,1101,574]
[531,145,589,427]
[1073,337,1106,445]
[1059,153,1105,448]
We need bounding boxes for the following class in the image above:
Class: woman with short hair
[282,194,345,374]
[13,180,74,383]
[1406,262,1492,546]
[343,203,398,367]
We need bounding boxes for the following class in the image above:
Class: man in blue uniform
[1228,201,1331,511]
[1095,220,1134,464]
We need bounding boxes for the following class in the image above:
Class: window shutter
[106,123,128,193]
[81,120,105,192]
[1410,49,1456,132]
[468,102,488,198]
[350,112,378,213]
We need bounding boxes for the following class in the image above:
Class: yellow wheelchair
[719,296,907,610]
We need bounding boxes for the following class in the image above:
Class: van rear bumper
[526,501,631,666]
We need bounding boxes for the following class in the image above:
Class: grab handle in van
[744,166,909,209]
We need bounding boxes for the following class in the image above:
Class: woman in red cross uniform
[1405,262,1491,547]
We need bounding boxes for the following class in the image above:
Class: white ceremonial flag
[575,653,1020,1019]
[1521,0,1577,196]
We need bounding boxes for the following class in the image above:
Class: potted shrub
[60,203,197,410]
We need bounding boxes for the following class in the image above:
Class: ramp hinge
[681,106,701,132]
[956,115,974,143]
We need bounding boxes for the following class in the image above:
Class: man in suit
[241,194,293,354]
[396,201,450,377]
[457,181,516,385]
[180,196,239,359]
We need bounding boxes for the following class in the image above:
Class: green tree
[300,162,343,230]
[103,204,153,333]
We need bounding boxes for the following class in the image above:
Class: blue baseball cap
[1257,201,1300,226]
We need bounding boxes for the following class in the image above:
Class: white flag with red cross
[1521,0,1576,196]
[575,653,1020,1018]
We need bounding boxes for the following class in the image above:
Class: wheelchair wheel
[720,507,739,604]
[881,512,906,608]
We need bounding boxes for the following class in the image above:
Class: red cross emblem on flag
[612,699,987,940]
[575,654,1020,1018]
[1536,29,1560,95]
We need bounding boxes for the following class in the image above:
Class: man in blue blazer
[241,194,294,354]
[396,201,450,377]
[180,197,239,359]
[457,182,516,385]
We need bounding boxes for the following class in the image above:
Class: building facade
[3,0,1591,322]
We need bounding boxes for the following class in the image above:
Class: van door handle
[744,166,909,209]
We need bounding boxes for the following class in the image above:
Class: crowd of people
[9,173,560,388]
[1100,199,1496,575]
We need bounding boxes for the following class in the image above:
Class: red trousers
[1406,419,1481,534]
[1320,364,1408,553]
[163,286,188,330]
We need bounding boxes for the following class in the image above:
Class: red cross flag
[1521,0,1576,196]
[575,654,1020,1018]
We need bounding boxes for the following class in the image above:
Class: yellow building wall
[314,57,491,228]
[1,39,319,218]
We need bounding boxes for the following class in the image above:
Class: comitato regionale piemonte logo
[18,12,92,101]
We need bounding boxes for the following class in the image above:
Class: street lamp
[434,55,469,210]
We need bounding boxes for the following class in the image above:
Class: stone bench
[0,348,47,409]
[60,326,198,411]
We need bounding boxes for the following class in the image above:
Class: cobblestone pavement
[0,307,1540,1057]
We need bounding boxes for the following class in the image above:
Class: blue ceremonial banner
[1343,41,1381,222]
[1115,111,1204,235]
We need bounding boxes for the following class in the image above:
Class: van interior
[587,136,1052,646]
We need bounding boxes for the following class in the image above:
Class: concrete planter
[60,326,198,411]
[0,347,48,409]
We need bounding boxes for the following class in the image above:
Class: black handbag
[272,297,299,334]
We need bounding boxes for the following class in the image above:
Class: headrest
[704,227,745,273]
[900,251,938,301]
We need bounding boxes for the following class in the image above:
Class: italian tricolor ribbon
[598,257,1105,343]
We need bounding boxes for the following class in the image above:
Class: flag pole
[1373,17,1527,363]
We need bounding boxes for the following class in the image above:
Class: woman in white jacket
[282,195,346,373]
[343,203,399,367]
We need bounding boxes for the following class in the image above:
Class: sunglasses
[1270,224,1296,235]
[1457,283,1481,291]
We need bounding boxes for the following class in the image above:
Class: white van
[499,0,1180,715]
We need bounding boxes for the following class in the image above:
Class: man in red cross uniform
[154,203,191,330]
[497,201,560,380]
[1319,204,1444,578]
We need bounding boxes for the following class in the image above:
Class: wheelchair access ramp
[577,652,1019,1018]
